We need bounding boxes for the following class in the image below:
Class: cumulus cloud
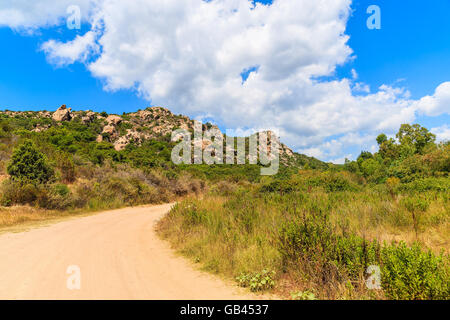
[41,31,99,66]
[414,82,450,116]
[431,124,450,142]
[1,0,449,162]
[0,0,92,31]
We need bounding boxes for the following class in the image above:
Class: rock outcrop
[106,115,122,126]
[81,111,96,124]
[2,105,299,165]
[52,105,72,122]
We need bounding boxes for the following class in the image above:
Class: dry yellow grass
[0,205,101,234]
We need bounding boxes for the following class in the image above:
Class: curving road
[0,204,254,300]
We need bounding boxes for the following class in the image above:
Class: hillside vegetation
[158,124,449,300]
[0,106,320,224]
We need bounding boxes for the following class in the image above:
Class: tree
[7,140,54,184]
[378,138,399,162]
[376,134,387,145]
[396,124,436,155]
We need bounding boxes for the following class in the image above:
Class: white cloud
[0,0,92,31]
[431,124,450,142]
[2,0,449,161]
[41,31,99,66]
[414,82,450,116]
[352,82,370,93]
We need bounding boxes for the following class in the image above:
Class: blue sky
[1,0,448,113]
[0,0,448,161]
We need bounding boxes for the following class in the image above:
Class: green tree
[376,133,387,145]
[378,138,400,162]
[396,124,436,155]
[7,140,54,184]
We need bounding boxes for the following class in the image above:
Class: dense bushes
[1,161,205,210]
[381,243,449,300]
[280,216,449,300]
[345,124,448,185]
[158,181,449,300]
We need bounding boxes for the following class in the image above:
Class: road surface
[0,204,254,300]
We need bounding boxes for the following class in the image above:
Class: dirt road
[0,204,254,300]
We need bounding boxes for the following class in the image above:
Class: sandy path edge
[0,203,258,300]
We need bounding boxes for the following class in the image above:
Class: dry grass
[157,185,450,300]
[0,205,93,234]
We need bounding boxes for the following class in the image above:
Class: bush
[381,243,449,300]
[57,153,76,183]
[400,177,450,192]
[36,184,75,210]
[236,269,276,292]
[7,140,53,184]
[279,214,449,299]
[0,179,40,206]
[306,172,359,192]
[279,218,380,283]
[385,177,400,195]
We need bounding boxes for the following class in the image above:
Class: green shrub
[7,140,54,184]
[279,218,380,282]
[381,243,449,300]
[52,184,70,197]
[0,179,40,206]
[236,269,276,292]
[279,214,449,299]
[291,290,317,300]
[36,184,74,210]
[400,177,450,192]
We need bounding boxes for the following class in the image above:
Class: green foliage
[0,119,12,138]
[291,290,317,300]
[1,179,41,206]
[346,124,447,185]
[381,243,449,300]
[400,177,450,192]
[396,124,436,155]
[160,180,449,300]
[7,140,54,184]
[56,152,76,183]
[236,269,276,292]
[279,217,380,281]
[376,134,387,146]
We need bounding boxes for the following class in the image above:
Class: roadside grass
[0,205,99,234]
[156,182,449,300]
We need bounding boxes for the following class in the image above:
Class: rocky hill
[1,105,327,168]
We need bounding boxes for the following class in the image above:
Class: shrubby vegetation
[0,113,205,211]
[158,177,449,300]
[157,124,449,300]
[0,111,448,300]
[343,124,449,184]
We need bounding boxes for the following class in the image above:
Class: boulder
[106,115,123,125]
[102,124,116,136]
[52,105,72,122]
[113,130,141,151]
[82,111,96,124]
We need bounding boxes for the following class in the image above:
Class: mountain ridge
[1,105,328,169]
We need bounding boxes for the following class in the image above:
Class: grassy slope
[157,174,449,300]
